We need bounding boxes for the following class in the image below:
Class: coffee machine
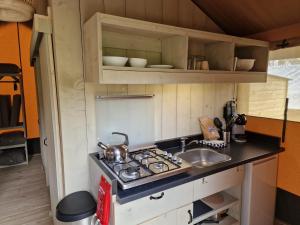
[231,114,247,143]
[223,101,247,143]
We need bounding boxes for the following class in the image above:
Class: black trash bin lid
[56,191,96,222]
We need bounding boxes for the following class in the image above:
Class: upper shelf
[83,13,269,84]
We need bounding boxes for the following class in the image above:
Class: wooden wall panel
[190,84,204,134]
[162,0,179,26]
[178,0,194,29]
[128,85,146,95]
[161,85,177,139]
[82,0,223,33]
[126,0,146,20]
[82,0,104,21]
[203,84,216,116]
[145,0,163,23]
[146,85,163,141]
[103,0,125,16]
[177,84,191,137]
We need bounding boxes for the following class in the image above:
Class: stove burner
[153,161,165,169]
[149,161,170,173]
[120,166,140,179]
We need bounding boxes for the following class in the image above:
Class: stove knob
[177,158,183,164]
[167,153,173,159]
[172,155,178,162]
[163,151,168,157]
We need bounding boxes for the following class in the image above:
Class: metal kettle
[97,132,129,162]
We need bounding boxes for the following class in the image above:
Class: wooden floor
[0,155,53,225]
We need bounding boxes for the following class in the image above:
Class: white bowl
[103,56,128,67]
[128,58,148,68]
[235,58,256,71]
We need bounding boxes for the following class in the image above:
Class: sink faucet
[180,137,199,152]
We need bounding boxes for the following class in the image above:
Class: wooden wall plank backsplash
[88,84,234,144]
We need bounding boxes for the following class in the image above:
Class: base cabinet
[194,166,244,200]
[139,204,193,225]
[177,204,193,225]
[138,210,177,225]
[241,155,278,225]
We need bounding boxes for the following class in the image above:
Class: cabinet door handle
[202,178,208,184]
[188,210,193,224]
[149,192,164,200]
[43,137,48,146]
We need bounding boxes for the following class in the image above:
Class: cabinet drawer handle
[188,209,192,224]
[149,192,164,200]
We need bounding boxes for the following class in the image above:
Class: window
[237,46,300,121]
[268,58,300,110]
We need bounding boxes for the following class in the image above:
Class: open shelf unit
[192,191,239,225]
[84,13,269,84]
[0,64,28,168]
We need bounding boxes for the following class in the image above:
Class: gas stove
[99,146,192,190]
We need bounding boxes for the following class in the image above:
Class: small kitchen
[20,0,300,225]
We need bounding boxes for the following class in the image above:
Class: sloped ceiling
[192,0,300,36]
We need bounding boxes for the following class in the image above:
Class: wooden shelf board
[0,125,24,131]
[197,215,239,225]
[101,68,267,84]
[0,143,26,151]
[0,161,28,169]
[192,192,239,224]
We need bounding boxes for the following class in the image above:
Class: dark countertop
[90,132,284,204]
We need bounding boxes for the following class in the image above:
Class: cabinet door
[177,204,193,225]
[194,166,244,200]
[139,210,177,225]
[242,155,278,225]
[114,182,193,225]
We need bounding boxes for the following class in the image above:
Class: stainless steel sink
[177,148,231,168]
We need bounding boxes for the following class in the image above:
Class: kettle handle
[98,142,108,150]
[112,132,129,146]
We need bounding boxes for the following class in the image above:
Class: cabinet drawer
[194,166,244,200]
[114,182,194,225]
